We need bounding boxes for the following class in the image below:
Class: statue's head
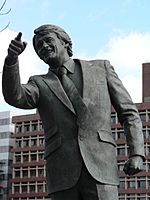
[33,24,73,58]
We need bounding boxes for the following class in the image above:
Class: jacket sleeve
[2,59,39,109]
[104,60,145,160]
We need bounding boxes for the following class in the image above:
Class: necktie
[58,67,88,119]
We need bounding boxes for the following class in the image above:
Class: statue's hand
[7,32,27,62]
[123,156,144,176]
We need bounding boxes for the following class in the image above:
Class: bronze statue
[2,24,145,200]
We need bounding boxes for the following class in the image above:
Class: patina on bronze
[2,24,145,200]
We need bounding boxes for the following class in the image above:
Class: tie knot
[58,67,67,77]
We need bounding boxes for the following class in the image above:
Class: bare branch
[0,0,11,32]
[0,8,11,15]
[0,21,10,32]
[0,0,6,12]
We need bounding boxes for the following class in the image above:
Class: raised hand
[7,32,27,59]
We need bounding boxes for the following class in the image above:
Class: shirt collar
[63,58,75,74]
[49,58,75,75]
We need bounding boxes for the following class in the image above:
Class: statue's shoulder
[29,73,47,82]
[88,59,106,66]
[76,58,110,68]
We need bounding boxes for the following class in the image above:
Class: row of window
[116,143,150,157]
[15,120,43,133]
[111,110,150,124]
[119,194,150,200]
[15,136,44,148]
[14,150,44,163]
[12,181,47,194]
[13,166,45,179]
[119,176,150,189]
[0,132,11,139]
[0,146,10,153]
[0,118,10,126]
[112,127,150,140]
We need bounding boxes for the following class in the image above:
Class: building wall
[112,102,150,200]
[0,111,14,200]
[10,114,49,200]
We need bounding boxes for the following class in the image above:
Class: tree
[0,0,11,32]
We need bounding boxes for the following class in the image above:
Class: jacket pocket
[44,136,62,159]
[97,130,116,147]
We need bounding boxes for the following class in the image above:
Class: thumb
[23,41,27,50]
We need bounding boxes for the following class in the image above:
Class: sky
[0,0,150,116]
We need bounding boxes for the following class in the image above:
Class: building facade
[9,113,48,200]
[112,102,150,200]
[0,111,14,200]
[9,63,150,200]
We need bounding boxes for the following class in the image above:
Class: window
[30,169,36,177]
[30,153,37,161]
[119,181,125,188]
[16,123,22,133]
[23,138,29,147]
[31,121,38,131]
[112,131,116,140]
[14,170,20,178]
[29,183,35,193]
[16,138,22,147]
[117,146,125,156]
[38,151,44,161]
[15,155,21,163]
[138,180,146,188]
[111,114,116,124]
[137,177,146,188]
[117,131,126,140]
[22,170,28,178]
[140,113,146,122]
[127,180,135,189]
[0,132,9,139]
[39,137,44,146]
[38,169,44,177]
[118,163,124,171]
[39,121,43,131]
[22,185,27,193]
[14,186,20,193]
[24,121,30,132]
[37,184,43,192]
[0,118,10,125]
[23,154,29,162]
[31,138,37,146]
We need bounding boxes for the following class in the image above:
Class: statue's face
[34,32,69,68]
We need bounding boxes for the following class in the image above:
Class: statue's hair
[33,24,73,57]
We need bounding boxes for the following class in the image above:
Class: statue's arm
[104,60,145,175]
[2,32,39,109]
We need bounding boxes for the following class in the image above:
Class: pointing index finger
[15,32,22,41]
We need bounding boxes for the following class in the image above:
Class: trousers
[49,163,118,200]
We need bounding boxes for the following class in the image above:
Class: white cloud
[96,32,150,70]
[95,32,150,103]
[121,75,142,103]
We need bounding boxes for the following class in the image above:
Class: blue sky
[1,0,150,116]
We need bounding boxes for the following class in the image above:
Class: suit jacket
[2,58,145,194]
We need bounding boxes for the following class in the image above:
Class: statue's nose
[43,41,49,48]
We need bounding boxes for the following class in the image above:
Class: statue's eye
[45,37,54,44]
[36,40,43,49]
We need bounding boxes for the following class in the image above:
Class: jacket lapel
[42,71,76,115]
[76,59,93,108]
